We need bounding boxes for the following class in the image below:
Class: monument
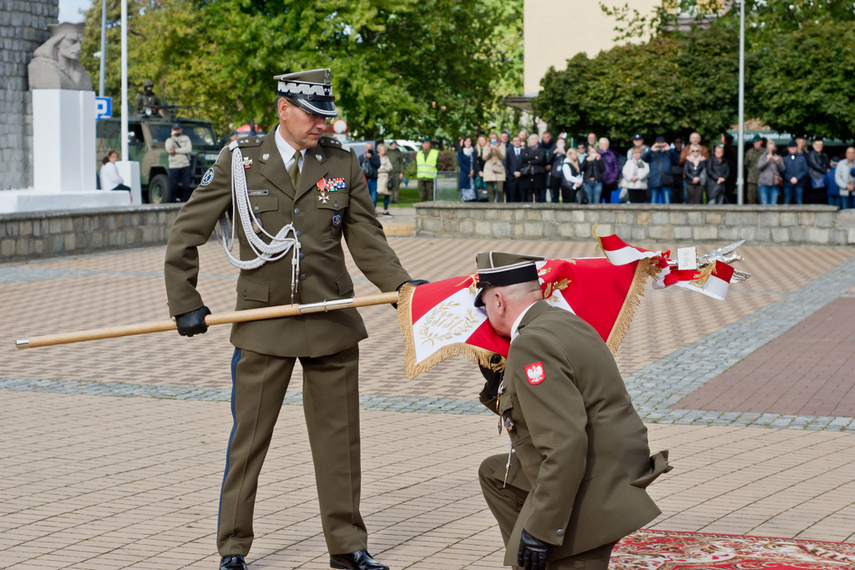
[0,21,132,213]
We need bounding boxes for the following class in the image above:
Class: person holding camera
[642,136,674,204]
[165,123,193,202]
[520,134,547,203]
[757,141,785,205]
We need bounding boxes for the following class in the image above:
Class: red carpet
[611,529,855,569]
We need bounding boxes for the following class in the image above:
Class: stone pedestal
[116,161,142,205]
[0,89,131,214]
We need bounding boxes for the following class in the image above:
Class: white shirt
[274,128,306,172]
[99,161,124,190]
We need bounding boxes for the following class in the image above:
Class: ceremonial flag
[397,257,650,379]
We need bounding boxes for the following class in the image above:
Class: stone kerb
[414,203,853,246]
[0,204,182,261]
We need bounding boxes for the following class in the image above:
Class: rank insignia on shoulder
[243,157,253,169]
[201,167,215,186]
[524,361,545,385]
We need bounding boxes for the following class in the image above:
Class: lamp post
[736,0,745,204]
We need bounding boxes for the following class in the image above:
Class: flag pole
[15,292,399,350]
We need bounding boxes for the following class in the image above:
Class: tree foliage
[534,1,855,145]
[81,0,523,140]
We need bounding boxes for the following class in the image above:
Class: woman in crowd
[705,144,730,204]
[683,145,707,204]
[457,136,477,202]
[480,132,506,202]
[598,137,620,203]
[376,143,394,216]
[520,134,547,202]
[621,146,650,203]
[757,141,784,205]
[548,138,567,203]
[582,144,604,204]
[561,148,584,203]
[99,149,130,191]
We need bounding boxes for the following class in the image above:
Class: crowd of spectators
[448,130,853,209]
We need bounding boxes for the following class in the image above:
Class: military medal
[316,178,327,191]
[318,190,330,204]
[243,157,253,169]
[321,177,345,191]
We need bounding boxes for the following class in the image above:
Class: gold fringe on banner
[605,258,658,355]
[397,284,504,380]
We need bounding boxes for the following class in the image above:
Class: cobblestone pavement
[1,235,854,568]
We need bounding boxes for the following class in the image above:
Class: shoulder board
[234,136,265,148]
[319,137,343,148]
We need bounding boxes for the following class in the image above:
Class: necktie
[288,156,301,189]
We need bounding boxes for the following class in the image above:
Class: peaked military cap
[474,252,543,307]
[274,68,337,118]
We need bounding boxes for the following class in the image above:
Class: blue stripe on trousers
[217,348,241,541]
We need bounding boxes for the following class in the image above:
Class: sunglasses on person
[691,150,700,154]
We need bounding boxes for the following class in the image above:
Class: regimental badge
[315,154,322,162]
[243,157,253,169]
[332,214,342,227]
[201,167,215,186]
[502,415,515,432]
[322,177,346,192]
[524,361,545,385]
[262,153,270,161]
[318,190,330,204]
[252,220,262,234]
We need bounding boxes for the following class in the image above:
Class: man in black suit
[505,135,524,203]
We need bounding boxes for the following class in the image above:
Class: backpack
[361,155,376,178]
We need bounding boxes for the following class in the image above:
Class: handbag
[386,178,394,190]
[810,176,825,189]
[618,187,628,202]
[773,174,783,187]
[491,163,504,174]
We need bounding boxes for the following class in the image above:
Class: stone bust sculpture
[28,22,94,91]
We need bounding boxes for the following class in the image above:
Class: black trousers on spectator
[687,183,704,204]
[603,181,618,203]
[506,179,521,202]
[549,176,563,203]
[169,166,193,202]
[628,189,647,203]
[671,180,684,204]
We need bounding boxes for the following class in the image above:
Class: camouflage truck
[96,117,221,203]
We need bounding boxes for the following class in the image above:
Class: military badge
[524,362,545,385]
[262,153,270,161]
[201,167,215,186]
[247,189,268,196]
[315,154,322,162]
[322,177,346,191]
[252,220,263,234]
[318,190,330,204]
[243,157,253,169]
[317,178,327,191]
[332,214,342,227]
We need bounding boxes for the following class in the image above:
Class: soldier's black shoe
[330,550,389,570]
[220,554,247,570]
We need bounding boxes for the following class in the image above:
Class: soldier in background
[133,79,166,116]
[387,141,405,204]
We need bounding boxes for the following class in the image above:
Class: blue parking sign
[96,97,112,120]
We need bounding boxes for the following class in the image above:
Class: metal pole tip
[16,338,30,349]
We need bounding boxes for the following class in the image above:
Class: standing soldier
[415,137,438,202]
[163,68,426,570]
[386,140,405,204]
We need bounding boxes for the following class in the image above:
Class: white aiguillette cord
[216,141,302,302]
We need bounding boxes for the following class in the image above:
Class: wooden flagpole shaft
[16,291,400,350]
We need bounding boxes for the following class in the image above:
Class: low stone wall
[415,203,855,246]
[0,205,182,262]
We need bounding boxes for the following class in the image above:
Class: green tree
[82,0,523,140]
[533,25,738,145]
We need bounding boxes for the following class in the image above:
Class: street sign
[95,97,112,120]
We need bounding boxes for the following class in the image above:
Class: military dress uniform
[474,254,670,570]
[164,69,413,568]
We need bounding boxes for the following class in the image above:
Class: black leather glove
[397,279,429,291]
[479,353,504,399]
[518,529,549,570]
[175,305,211,337]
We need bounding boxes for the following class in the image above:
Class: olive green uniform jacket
[482,301,669,565]
[164,130,411,357]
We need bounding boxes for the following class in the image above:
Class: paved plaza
[1,213,854,568]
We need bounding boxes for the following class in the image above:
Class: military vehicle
[96,117,222,203]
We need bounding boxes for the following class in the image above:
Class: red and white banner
[397,234,741,379]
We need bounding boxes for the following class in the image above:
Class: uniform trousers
[417,178,434,201]
[479,454,617,570]
[219,346,367,557]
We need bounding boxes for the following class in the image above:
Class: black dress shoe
[330,549,389,570]
[220,554,247,570]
